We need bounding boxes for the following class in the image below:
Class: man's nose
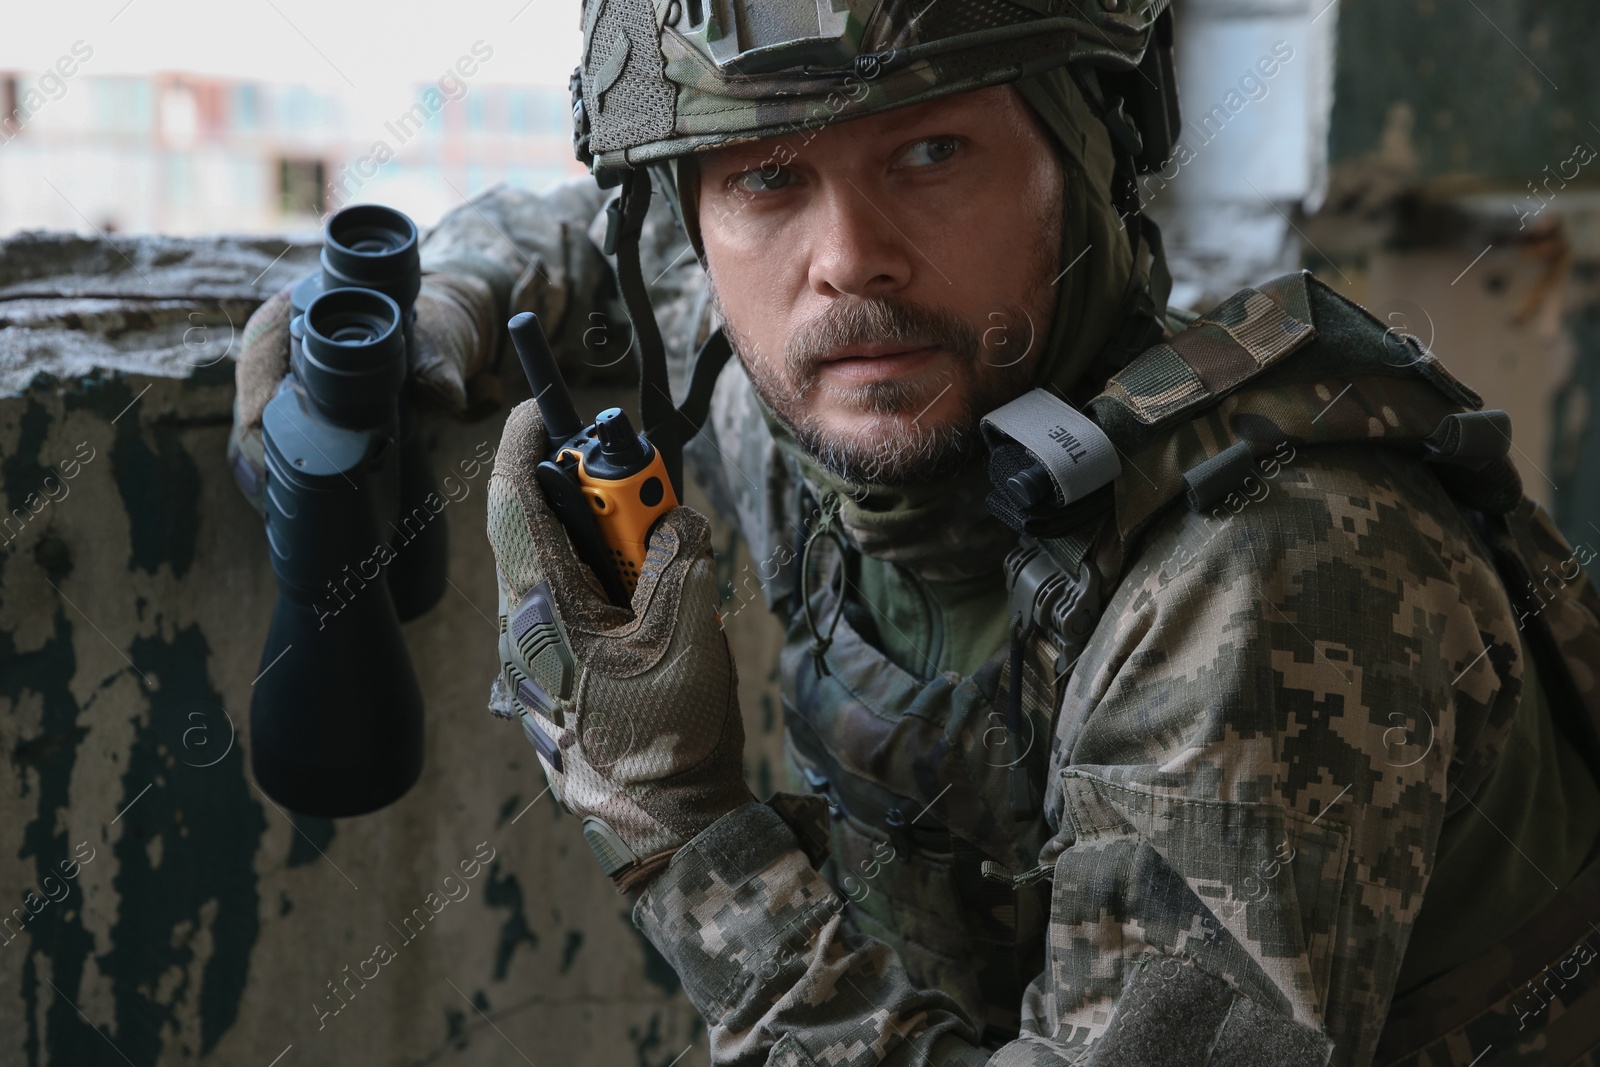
[805,178,917,300]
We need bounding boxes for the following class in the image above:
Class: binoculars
[250,204,447,818]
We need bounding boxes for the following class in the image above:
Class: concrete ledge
[0,230,320,398]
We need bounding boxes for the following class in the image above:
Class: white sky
[1,0,584,88]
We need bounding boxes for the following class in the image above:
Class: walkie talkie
[507,312,679,608]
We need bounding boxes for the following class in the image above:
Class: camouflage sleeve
[1028,443,1525,1066]
[634,796,1006,1067]
[418,177,610,364]
[417,174,714,380]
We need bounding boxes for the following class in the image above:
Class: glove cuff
[614,847,678,894]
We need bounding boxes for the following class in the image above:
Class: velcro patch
[1101,278,1317,428]
[1084,958,1334,1065]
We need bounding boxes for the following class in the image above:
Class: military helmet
[572,0,1178,178]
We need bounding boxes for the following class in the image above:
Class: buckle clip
[1005,539,1101,674]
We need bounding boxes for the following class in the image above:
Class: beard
[718,290,1054,488]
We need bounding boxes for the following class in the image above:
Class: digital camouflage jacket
[433,179,1600,1066]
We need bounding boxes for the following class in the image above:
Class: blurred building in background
[0,71,585,237]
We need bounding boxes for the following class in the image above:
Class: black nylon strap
[1486,512,1600,787]
[1425,409,1513,465]
[613,168,682,496]
[675,327,734,441]
[613,170,736,496]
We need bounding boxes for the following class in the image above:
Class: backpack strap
[1085,269,1522,554]
[991,271,1520,684]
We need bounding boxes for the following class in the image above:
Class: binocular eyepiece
[251,203,445,819]
[293,203,422,316]
[291,287,408,430]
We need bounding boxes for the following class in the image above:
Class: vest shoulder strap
[1085,269,1521,548]
[1093,270,1318,428]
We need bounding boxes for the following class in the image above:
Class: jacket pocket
[1045,770,1350,1035]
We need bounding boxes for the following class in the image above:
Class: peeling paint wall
[0,233,785,1067]
[1327,0,1597,185]
[1309,0,1600,544]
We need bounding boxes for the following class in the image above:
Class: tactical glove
[486,400,753,891]
[227,269,502,513]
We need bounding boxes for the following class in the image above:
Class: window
[278,158,326,216]
[0,76,19,140]
[507,90,527,134]
[542,88,570,134]
[95,78,153,134]
[234,84,258,131]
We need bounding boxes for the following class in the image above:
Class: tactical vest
[767,270,1600,1060]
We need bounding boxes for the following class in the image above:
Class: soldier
[230,1,1600,1063]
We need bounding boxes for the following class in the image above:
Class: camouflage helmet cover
[574,0,1173,172]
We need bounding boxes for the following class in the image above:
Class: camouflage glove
[227,269,502,513]
[485,399,753,891]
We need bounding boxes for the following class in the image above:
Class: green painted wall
[1330,0,1600,184]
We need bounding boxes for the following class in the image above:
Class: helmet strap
[609,167,738,498]
[613,168,683,495]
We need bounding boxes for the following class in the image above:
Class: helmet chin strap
[607,166,734,500]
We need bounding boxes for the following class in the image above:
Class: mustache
[784,296,981,379]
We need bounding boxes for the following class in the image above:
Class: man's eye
[732,167,795,193]
[901,137,958,167]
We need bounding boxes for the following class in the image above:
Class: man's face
[696,84,1064,486]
